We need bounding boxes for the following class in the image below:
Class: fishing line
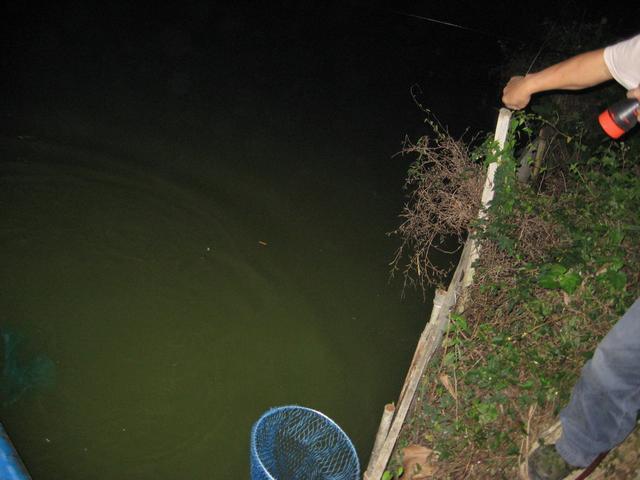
[525,31,551,75]
[370,6,574,63]
[523,0,575,74]
[379,8,530,45]
[391,11,493,36]
[525,14,561,74]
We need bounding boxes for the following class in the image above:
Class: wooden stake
[464,108,512,290]
[364,403,396,478]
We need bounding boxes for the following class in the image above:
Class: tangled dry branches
[390,132,484,294]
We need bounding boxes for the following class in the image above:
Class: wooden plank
[464,108,512,290]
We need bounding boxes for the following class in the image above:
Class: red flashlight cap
[599,109,627,139]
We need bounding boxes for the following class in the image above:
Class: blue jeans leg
[556,298,640,467]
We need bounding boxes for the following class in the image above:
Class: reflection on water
[1,329,56,407]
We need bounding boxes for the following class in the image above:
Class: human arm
[502,49,614,110]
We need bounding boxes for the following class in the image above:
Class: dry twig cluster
[390,133,483,294]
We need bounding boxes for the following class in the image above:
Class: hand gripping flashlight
[598,98,640,139]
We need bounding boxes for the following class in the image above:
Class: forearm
[524,48,613,94]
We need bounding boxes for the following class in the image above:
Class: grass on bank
[389,109,640,478]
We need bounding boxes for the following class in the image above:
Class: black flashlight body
[599,98,640,139]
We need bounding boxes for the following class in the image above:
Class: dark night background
[1,1,637,157]
[0,1,638,478]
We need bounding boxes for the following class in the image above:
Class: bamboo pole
[365,243,471,480]
[396,290,446,408]
[531,125,554,180]
[364,403,396,478]
[365,108,513,480]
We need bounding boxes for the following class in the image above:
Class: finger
[626,86,640,100]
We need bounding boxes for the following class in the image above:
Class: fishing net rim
[250,405,360,479]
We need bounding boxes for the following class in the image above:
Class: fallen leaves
[402,444,438,479]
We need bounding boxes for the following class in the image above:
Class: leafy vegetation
[392,107,640,478]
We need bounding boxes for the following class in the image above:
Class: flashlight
[598,98,640,139]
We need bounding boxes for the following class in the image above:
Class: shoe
[528,444,578,480]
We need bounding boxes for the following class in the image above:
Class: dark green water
[0,126,429,478]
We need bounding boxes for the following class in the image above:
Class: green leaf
[547,264,567,276]
[538,273,559,289]
[519,379,534,389]
[539,264,572,290]
[382,471,393,480]
[558,272,581,294]
[475,402,499,425]
[598,270,627,292]
[608,228,625,246]
[443,351,457,366]
[451,314,469,333]
[609,258,625,272]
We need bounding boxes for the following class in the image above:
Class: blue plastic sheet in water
[0,423,31,480]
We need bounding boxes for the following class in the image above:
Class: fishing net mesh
[250,406,360,480]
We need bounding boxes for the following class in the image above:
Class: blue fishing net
[0,329,56,407]
[250,406,360,480]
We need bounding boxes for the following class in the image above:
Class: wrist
[521,73,540,97]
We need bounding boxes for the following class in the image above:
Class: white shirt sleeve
[604,33,640,90]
